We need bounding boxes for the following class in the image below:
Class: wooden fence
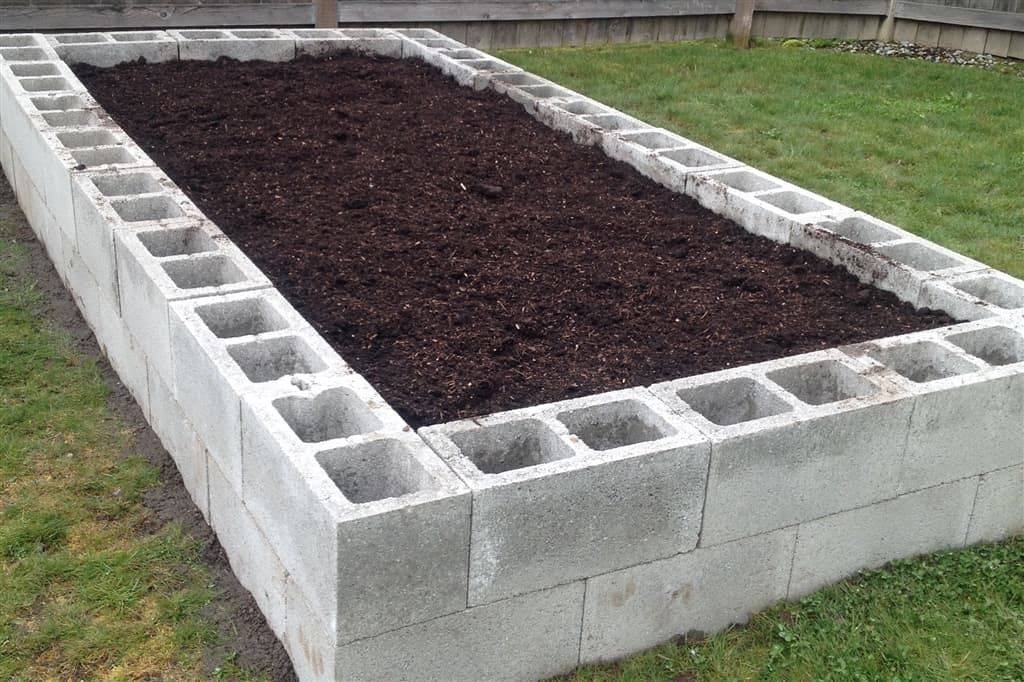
[1,0,1022,57]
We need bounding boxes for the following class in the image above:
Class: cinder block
[652,350,913,546]
[686,167,852,244]
[427,49,522,89]
[395,29,464,61]
[789,478,977,598]
[207,454,287,639]
[0,128,14,190]
[420,388,711,606]
[73,167,203,313]
[919,269,1024,321]
[306,581,586,682]
[533,97,618,145]
[11,98,152,250]
[148,366,210,522]
[170,29,296,62]
[600,129,741,191]
[64,235,103,338]
[580,528,797,663]
[842,322,1024,492]
[115,218,270,388]
[242,373,471,645]
[168,289,326,494]
[10,150,65,273]
[792,216,987,307]
[285,28,402,58]
[94,293,150,420]
[966,464,1024,545]
[46,31,178,67]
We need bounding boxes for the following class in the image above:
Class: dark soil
[0,180,295,681]
[75,54,954,427]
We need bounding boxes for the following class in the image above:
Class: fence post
[878,0,898,41]
[729,0,756,48]
[314,0,338,28]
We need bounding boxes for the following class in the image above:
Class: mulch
[75,53,954,427]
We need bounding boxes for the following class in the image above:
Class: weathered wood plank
[961,25,988,50]
[0,3,312,30]
[893,1,1024,31]
[937,23,965,46]
[915,19,942,43]
[490,20,520,47]
[336,0,736,22]
[757,0,887,14]
[465,19,494,48]
[315,0,337,27]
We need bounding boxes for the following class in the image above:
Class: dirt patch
[75,53,954,427]
[0,180,295,681]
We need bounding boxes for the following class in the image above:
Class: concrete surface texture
[1,28,1022,681]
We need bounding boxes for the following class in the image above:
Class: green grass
[499,40,1024,278]
[0,185,260,680]
[565,539,1024,681]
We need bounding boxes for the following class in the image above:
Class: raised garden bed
[74,53,951,426]
[2,28,1022,682]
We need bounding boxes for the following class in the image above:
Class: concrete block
[580,528,797,663]
[115,218,270,388]
[0,128,13,190]
[842,322,1024,492]
[208,454,287,639]
[10,150,65,273]
[168,289,326,494]
[242,373,471,645]
[0,34,61,65]
[64,236,103,338]
[2,91,104,219]
[652,350,913,545]
[686,166,852,244]
[94,293,151,420]
[966,464,1024,545]
[789,478,977,598]
[420,48,521,89]
[484,69,575,106]
[313,581,585,682]
[46,31,178,67]
[148,366,210,522]
[395,29,463,61]
[11,100,152,251]
[534,97,617,144]
[420,388,711,606]
[170,29,296,62]
[792,215,987,307]
[920,269,1024,321]
[285,28,402,58]
[601,130,742,193]
[73,167,203,313]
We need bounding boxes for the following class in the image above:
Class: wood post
[314,0,338,28]
[878,0,898,41]
[729,0,756,48]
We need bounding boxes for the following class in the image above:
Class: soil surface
[0,180,295,681]
[76,54,954,427]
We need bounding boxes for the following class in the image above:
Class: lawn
[0,181,260,680]
[499,40,1024,279]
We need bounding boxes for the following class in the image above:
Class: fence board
[336,0,734,22]
[894,0,1024,29]
[1,3,312,30]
